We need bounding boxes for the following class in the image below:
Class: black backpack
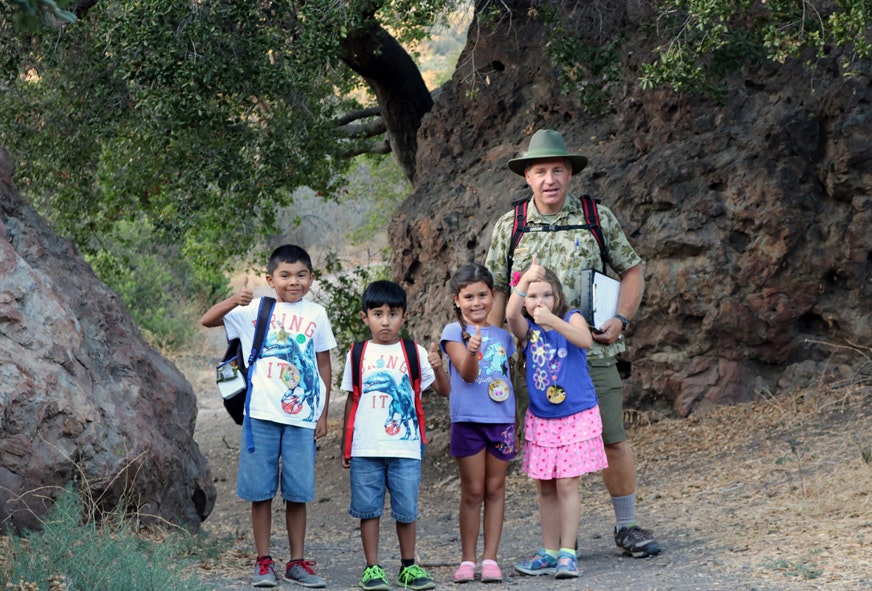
[219,296,276,425]
[506,195,609,287]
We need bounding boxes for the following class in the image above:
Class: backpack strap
[343,341,367,459]
[243,296,276,452]
[580,194,609,271]
[506,198,529,288]
[400,338,427,445]
[505,196,609,282]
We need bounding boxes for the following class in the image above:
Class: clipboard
[579,269,620,330]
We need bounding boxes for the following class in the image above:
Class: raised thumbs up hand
[236,276,254,306]
[427,342,443,371]
[468,325,482,354]
[521,254,546,286]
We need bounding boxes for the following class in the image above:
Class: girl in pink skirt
[505,256,608,579]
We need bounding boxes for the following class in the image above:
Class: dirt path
[185,311,869,591]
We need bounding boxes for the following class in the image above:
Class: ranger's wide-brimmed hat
[507,129,588,176]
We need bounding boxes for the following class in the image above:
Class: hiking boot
[360,564,390,591]
[397,563,436,590]
[614,525,662,558]
[252,556,278,588]
[284,559,327,588]
[554,550,579,579]
[514,548,557,576]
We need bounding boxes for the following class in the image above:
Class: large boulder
[0,148,215,532]
[389,2,872,415]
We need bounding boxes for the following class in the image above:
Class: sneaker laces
[289,559,318,575]
[400,564,429,580]
[363,565,386,582]
[256,556,275,575]
[620,526,655,545]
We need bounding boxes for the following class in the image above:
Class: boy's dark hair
[268,244,313,275]
[361,280,407,312]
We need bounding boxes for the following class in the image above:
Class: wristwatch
[614,314,630,331]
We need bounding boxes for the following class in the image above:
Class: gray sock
[611,493,636,530]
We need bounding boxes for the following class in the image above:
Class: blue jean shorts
[237,418,316,503]
[349,456,421,523]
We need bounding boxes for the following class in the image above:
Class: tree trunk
[340,22,434,185]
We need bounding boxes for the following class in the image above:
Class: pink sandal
[481,560,503,583]
[453,561,476,583]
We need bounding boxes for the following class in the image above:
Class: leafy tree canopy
[639,0,871,93]
[1,0,454,275]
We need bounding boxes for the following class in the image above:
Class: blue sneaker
[252,556,278,587]
[555,550,579,579]
[514,549,557,576]
[284,559,326,588]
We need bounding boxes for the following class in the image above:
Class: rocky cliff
[389,1,872,415]
[0,148,215,532]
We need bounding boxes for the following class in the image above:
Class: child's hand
[235,276,254,307]
[427,342,442,370]
[314,414,328,440]
[467,326,482,354]
[531,304,558,329]
[520,254,546,288]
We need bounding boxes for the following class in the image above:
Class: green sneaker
[360,565,390,591]
[397,563,435,590]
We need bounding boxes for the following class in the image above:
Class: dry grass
[617,383,872,589]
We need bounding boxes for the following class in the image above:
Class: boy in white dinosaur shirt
[340,280,450,591]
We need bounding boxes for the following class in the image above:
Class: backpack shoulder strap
[400,339,427,445]
[248,297,276,366]
[343,341,367,459]
[350,340,366,395]
[580,195,609,271]
[401,338,421,384]
[506,198,529,287]
[506,196,610,276]
[243,296,275,452]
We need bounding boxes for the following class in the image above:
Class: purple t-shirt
[522,310,598,419]
[440,322,515,423]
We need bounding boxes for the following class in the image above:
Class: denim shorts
[349,456,421,523]
[236,418,316,503]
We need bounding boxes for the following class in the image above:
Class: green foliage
[316,253,391,374]
[0,485,210,591]
[343,156,412,247]
[762,550,824,579]
[2,0,350,278]
[640,0,872,94]
[84,216,228,351]
[538,3,624,113]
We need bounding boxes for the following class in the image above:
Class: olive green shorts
[588,356,627,445]
[512,354,627,446]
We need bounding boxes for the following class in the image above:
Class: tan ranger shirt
[485,193,642,360]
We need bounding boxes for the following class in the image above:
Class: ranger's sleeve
[485,210,515,294]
